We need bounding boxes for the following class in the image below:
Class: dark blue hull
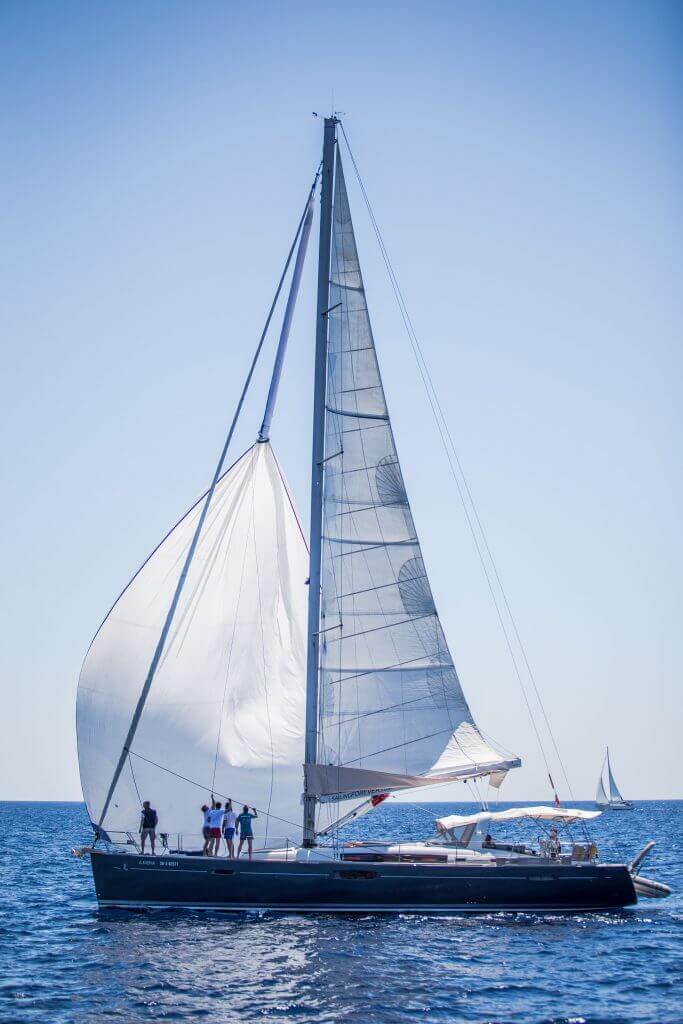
[90,851,637,913]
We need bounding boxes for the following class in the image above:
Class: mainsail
[77,442,309,843]
[596,769,609,807]
[310,152,518,823]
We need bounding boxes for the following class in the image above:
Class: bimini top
[435,805,602,833]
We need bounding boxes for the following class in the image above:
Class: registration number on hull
[135,859,180,869]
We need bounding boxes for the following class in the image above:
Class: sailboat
[75,117,667,912]
[596,749,633,810]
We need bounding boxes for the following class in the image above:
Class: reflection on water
[0,801,681,1023]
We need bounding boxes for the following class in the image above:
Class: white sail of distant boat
[595,748,633,810]
[596,771,609,808]
[607,757,626,804]
[76,140,519,848]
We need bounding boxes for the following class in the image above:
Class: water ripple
[0,801,681,1023]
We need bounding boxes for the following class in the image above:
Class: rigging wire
[128,750,306,836]
[128,752,143,807]
[385,793,444,823]
[339,122,573,805]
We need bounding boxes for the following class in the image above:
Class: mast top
[312,112,341,127]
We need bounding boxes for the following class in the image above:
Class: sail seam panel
[328,655,455,683]
[334,574,428,601]
[326,406,389,421]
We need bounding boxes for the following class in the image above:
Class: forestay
[313,152,518,814]
[77,442,309,843]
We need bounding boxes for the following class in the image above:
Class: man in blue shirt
[236,805,258,861]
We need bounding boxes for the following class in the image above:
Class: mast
[303,115,337,846]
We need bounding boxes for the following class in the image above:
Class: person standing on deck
[201,804,212,855]
[223,800,237,858]
[549,826,561,860]
[236,805,258,861]
[139,801,158,855]
[207,800,224,856]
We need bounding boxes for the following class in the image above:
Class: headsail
[77,442,309,843]
[312,151,518,822]
[607,749,625,803]
[77,173,318,846]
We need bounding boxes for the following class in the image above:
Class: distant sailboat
[596,748,633,810]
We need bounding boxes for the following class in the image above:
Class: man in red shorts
[207,800,224,856]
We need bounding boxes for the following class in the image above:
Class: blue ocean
[0,801,680,1023]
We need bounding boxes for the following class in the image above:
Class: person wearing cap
[236,805,259,861]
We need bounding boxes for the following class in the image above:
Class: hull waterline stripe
[96,899,637,914]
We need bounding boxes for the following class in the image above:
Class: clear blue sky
[1,1,680,802]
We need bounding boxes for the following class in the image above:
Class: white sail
[313,152,518,817]
[596,768,609,807]
[77,442,309,843]
[607,751,625,803]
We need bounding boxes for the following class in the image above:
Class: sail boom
[325,405,390,421]
[305,759,521,800]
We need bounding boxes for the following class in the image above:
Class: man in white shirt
[207,800,224,857]
[222,800,237,858]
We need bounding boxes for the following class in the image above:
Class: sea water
[0,800,680,1023]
